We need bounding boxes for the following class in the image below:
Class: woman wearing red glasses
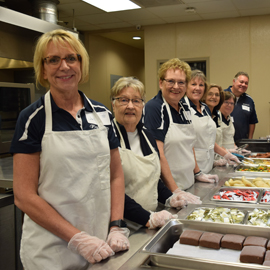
[10,29,129,269]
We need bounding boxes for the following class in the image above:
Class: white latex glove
[170,188,202,206]
[195,172,219,183]
[148,210,178,229]
[224,152,241,165]
[239,149,251,155]
[68,231,114,264]
[213,158,227,167]
[106,227,130,253]
[227,148,237,153]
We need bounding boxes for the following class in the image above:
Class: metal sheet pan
[222,176,270,189]
[234,164,270,176]
[246,207,270,227]
[141,219,270,270]
[242,158,270,165]
[210,187,262,204]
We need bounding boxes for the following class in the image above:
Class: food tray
[246,208,270,227]
[242,158,270,165]
[235,164,270,176]
[141,219,270,270]
[184,206,247,224]
[210,187,262,204]
[260,189,270,204]
[222,176,270,189]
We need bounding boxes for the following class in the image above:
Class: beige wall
[80,34,144,109]
[144,15,270,139]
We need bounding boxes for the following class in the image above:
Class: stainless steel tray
[210,187,262,204]
[242,158,270,165]
[246,207,270,227]
[222,176,270,189]
[259,189,270,204]
[235,164,270,176]
[141,219,270,270]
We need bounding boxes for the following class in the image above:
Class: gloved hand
[213,158,227,167]
[68,231,114,264]
[227,148,237,153]
[169,188,202,206]
[195,171,219,183]
[224,152,241,165]
[148,210,178,229]
[239,149,251,155]
[106,227,130,253]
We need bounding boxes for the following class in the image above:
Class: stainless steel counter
[91,165,237,270]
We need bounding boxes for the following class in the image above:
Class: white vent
[132,0,185,8]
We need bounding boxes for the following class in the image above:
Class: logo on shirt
[89,124,98,129]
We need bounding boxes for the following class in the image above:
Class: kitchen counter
[91,165,236,270]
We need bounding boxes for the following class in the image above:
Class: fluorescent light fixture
[82,0,141,12]
[133,36,141,40]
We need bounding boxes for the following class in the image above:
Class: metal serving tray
[260,189,270,204]
[235,164,270,176]
[222,176,270,189]
[210,187,262,204]
[141,219,270,270]
[246,207,270,227]
[242,158,270,165]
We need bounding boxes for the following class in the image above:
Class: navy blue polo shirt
[187,97,211,117]
[224,86,258,142]
[10,90,119,154]
[212,109,221,128]
[143,91,192,143]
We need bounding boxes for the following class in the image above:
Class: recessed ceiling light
[82,0,141,12]
[133,36,141,40]
[185,7,196,14]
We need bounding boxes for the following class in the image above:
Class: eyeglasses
[163,79,186,87]
[113,97,144,106]
[43,54,81,66]
[208,92,220,97]
[224,101,234,106]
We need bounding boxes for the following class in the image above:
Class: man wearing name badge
[224,71,258,142]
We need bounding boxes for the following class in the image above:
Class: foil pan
[141,219,270,270]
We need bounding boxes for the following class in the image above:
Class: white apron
[114,120,160,211]
[220,113,235,149]
[163,97,196,190]
[20,91,111,270]
[185,97,216,174]
[215,111,223,146]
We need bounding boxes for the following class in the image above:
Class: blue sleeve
[249,101,258,124]
[144,100,169,142]
[124,194,150,226]
[107,113,120,149]
[157,179,172,204]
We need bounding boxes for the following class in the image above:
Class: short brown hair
[202,84,224,111]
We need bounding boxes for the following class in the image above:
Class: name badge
[86,112,97,124]
[96,111,111,125]
[231,116,234,123]
[242,105,250,111]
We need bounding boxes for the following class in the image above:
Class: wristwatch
[109,219,127,229]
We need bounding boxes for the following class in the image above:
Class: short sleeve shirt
[224,86,258,141]
[143,91,192,142]
[10,91,119,154]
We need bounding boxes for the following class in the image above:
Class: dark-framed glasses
[224,101,234,106]
[43,54,81,66]
[113,97,144,106]
[163,79,186,87]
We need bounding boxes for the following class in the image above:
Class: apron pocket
[97,154,110,190]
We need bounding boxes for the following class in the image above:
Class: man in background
[224,71,258,142]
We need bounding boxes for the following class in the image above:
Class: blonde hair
[33,29,89,88]
[111,77,145,101]
[158,58,191,82]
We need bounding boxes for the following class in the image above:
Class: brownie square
[180,230,203,246]
[263,261,270,266]
[199,232,224,249]
[221,234,246,250]
[264,250,270,261]
[267,240,270,250]
[240,246,266,264]
[243,236,268,248]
